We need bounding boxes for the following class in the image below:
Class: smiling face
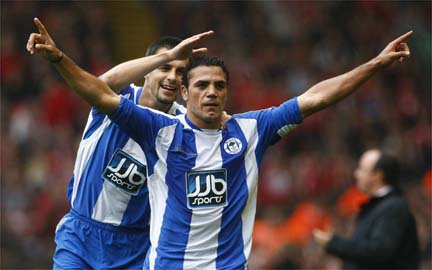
[143,48,187,106]
[181,65,228,129]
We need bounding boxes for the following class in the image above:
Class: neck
[186,112,221,130]
[139,88,172,113]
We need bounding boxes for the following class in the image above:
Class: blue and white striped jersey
[67,84,186,229]
[109,96,302,269]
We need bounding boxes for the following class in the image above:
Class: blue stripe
[154,128,196,269]
[120,186,151,228]
[82,85,137,142]
[67,175,74,205]
[83,109,106,139]
[216,123,248,269]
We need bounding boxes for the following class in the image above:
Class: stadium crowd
[1,1,430,269]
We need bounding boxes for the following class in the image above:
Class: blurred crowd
[1,1,430,269]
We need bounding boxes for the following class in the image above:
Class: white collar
[373,185,393,198]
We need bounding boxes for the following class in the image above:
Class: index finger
[391,31,413,44]
[34,17,49,35]
[193,30,214,40]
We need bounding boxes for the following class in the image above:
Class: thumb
[391,50,410,59]
[35,43,53,52]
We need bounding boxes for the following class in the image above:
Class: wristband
[51,52,64,63]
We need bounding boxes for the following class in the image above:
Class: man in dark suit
[314,149,420,269]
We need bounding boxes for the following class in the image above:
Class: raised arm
[297,31,412,119]
[27,17,120,114]
[98,31,214,93]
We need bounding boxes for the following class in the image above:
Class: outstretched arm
[98,31,214,93]
[297,31,412,119]
[27,17,119,114]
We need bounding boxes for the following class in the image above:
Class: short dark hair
[182,55,229,88]
[145,36,182,56]
[373,152,400,186]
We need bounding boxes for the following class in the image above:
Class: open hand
[168,31,214,61]
[26,17,63,62]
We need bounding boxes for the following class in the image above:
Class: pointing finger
[192,48,208,55]
[34,17,49,36]
[391,31,413,45]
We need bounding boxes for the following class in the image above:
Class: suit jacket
[326,189,420,269]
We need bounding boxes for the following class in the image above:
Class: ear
[181,85,189,101]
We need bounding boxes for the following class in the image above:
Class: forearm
[298,57,384,118]
[53,53,120,114]
[99,51,173,93]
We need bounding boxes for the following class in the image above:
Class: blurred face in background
[182,65,227,129]
[354,150,382,196]
[144,48,187,105]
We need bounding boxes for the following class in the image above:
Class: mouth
[202,103,220,110]
[160,84,177,92]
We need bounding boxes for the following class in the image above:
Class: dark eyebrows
[159,64,171,69]
[193,80,209,86]
[193,80,227,86]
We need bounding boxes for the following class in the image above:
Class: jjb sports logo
[102,149,147,195]
[186,169,228,209]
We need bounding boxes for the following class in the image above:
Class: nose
[207,85,218,98]
[207,85,217,98]
[167,69,177,82]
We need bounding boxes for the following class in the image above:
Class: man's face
[182,65,227,129]
[144,48,188,105]
[354,150,381,195]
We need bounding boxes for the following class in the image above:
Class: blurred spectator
[314,149,420,269]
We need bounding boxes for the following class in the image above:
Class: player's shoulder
[135,104,180,120]
[119,84,142,104]
[168,101,187,116]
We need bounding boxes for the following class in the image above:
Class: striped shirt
[110,96,302,269]
[67,84,185,229]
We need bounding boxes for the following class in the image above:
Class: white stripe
[91,138,146,224]
[148,124,177,270]
[168,101,186,115]
[71,115,111,207]
[55,215,70,233]
[236,118,259,261]
[91,181,130,225]
[183,130,223,270]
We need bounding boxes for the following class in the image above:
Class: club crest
[224,137,242,154]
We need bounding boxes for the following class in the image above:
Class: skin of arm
[98,34,213,93]
[27,17,121,114]
[27,17,213,114]
[297,31,412,119]
[53,53,121,114]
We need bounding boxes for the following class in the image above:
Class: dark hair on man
[182,55,230,88]
[374,152,400,186]
[145,36,182,56]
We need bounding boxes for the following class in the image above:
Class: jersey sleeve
[235,97,302,146]
[82,84,140,139]
[108,97,175,149]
